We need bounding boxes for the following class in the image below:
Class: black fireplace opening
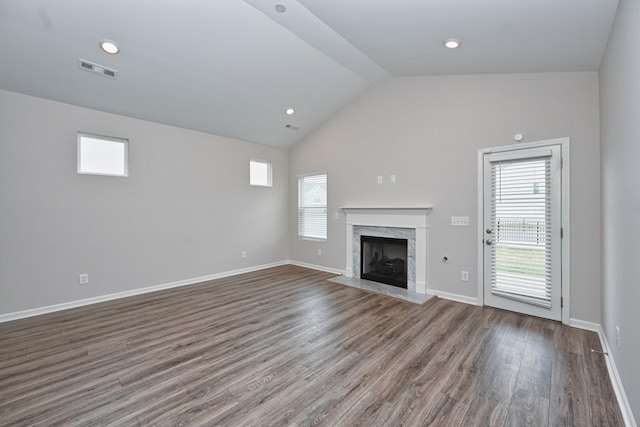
[360,235,408,289]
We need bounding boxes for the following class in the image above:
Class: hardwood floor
[0,265,623,426]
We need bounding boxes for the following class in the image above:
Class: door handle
[486,239,493,245]
[486,228,492,234]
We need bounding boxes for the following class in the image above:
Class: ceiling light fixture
[100,39,120,54]
[275,4,287,13]
[444,39,461,49]
[286,108,295,115]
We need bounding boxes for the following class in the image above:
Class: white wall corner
[597,326,638,427]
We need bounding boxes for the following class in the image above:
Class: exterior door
[483,145,562,320]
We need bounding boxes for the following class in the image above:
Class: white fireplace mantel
[342,207,433,228]
[342,207,432,294]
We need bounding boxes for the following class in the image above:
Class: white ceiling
[0,0,619,148]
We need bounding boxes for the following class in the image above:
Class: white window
[78,132,128,177]
[250,159,272,187]
[298,172,327,240]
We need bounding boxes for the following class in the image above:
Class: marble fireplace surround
[343,207,432,294]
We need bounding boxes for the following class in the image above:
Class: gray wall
[0,89,289,315]
[289,72,602,323]
[600,0,640,419]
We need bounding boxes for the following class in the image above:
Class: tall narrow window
[250,159,272,187]
[298,172,327,240]
[78,132,128,177]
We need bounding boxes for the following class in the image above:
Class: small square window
[250,159,272,187]
[78,132,128,177]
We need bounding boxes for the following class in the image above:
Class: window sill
[298,236,327,242]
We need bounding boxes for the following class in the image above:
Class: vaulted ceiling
[0,0,619,147]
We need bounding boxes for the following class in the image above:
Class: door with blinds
[483,145,562,321]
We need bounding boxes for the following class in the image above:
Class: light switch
[451,216,469,226]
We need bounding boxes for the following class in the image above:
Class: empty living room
[0,0,638,425]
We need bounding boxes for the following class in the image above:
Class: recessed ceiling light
[100,39,120,54]
[275,4,287,13]
[286,108,295,115]
[444,39,461,49]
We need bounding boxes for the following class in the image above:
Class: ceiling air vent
[78,59,118,79]
[285,123,299,130]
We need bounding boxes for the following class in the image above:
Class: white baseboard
[288,260,344,276]
[568,318,600,331]
[426,289,479,306]
[0,260,289,324]
[597,326,637,427]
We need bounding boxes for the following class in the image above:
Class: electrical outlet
[451,216,469,226]
[334,212,339,220]
[390,174,396,183]
[79,274,89,285]
[461,271,469,282]
[377,176,383,184]
[616,325,621,348]
[241,251,247,259]
[317,249,322,257]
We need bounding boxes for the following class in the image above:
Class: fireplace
[361,236,408,288]
[343,207,432,294]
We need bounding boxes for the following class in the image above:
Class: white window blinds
[490,154,552,307]
[298,173,327,239]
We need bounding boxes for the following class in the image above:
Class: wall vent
[78,59,118,79]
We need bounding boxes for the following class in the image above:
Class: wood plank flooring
[0,265,624,426]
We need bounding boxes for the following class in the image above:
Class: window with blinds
[490,155,552,307]
[298,173,327,240]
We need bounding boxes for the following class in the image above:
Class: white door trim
[477,137,570,324]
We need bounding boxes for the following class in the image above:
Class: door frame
[477,137,570,324]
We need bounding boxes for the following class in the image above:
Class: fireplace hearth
[361,235,408,288]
